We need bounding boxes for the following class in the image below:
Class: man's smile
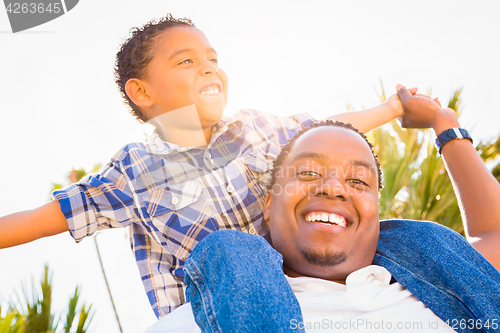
[304,212,347,227]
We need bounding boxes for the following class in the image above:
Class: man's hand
[385,88,417,119]
[396,84,459,134]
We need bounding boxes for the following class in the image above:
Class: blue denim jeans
[184,229,304,333]
[184,220,500,333]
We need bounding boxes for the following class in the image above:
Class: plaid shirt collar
[146,115,243,156]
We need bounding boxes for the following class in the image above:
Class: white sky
[1,0,499,332]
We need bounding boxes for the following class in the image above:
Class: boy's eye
[209,58,218,64]
[178,59,193,65]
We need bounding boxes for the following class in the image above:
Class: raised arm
[326,89,417,133]
[397,85,500,270]
[0,200,69,249]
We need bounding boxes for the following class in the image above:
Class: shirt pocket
[140,180,219,261]
[142,180,201,215]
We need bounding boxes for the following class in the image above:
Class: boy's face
[143,26,228,129]
[264,127,380,283]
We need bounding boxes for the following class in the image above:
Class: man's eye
[298,171,320,177]
[178,59,193,65]
[347,179,368,186]
[209,58,218,64]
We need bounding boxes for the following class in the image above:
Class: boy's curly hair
[114,14,196,123]
[269,120,383,191]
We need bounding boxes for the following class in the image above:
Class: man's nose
[312,176,348,200]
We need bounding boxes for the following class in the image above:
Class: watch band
[435,128,473,154]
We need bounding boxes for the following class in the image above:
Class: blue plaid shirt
[53,109,316,317]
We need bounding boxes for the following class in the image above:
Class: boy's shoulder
[221,108,269,126]
[226,109,317,131]
[109,141,151,165]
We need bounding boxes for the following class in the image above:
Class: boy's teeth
[201,86,220,95]
[305,212,347,227]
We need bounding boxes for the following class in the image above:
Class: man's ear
[263,190,273,222]
[125,78,154,108]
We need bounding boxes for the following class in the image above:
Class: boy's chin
[199,107,225,127]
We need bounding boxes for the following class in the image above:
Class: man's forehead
[288,151,376,173]
[290,127,374,160]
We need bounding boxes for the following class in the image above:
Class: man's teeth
[200,86,220,95]
[305,213,347,227]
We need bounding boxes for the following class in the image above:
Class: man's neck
[283,266,347,285]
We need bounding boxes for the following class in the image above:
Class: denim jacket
[375,220,500,333]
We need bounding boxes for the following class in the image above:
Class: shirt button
[249,228,257,235]
[227,185,235,193]
[171,196,179,205]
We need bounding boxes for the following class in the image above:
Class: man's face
[143,26,229,129]
[264,127,380,282]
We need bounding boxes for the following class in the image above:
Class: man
[145,86,500,332]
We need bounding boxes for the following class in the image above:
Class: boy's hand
[396,84,459,133]
[385,87,417,119]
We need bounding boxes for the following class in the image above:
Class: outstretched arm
[326,89,416,133]
[397,85,500,270]
[0,200,69,248]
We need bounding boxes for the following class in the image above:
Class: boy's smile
[264,127,380,283]
[142,25,229,132]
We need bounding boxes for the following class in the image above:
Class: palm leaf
[64,288,80,333]
[0,307,24,333]
[76,304,93,333]
[4,265,94,333]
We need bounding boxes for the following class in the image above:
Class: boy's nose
[202,61,218,75]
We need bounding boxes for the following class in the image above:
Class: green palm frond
[447,87,463,114]
[64,288,79,333]
[2,265,94,333]
[20,265,56,333]
[75,304,93,333]
[477,134,500,163]
[0,306,24,333]
[493,163,500,183]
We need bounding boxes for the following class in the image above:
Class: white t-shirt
[143,266,456,333]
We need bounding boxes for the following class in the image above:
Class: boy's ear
[263,190,273,222]
[125,79,154,108]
